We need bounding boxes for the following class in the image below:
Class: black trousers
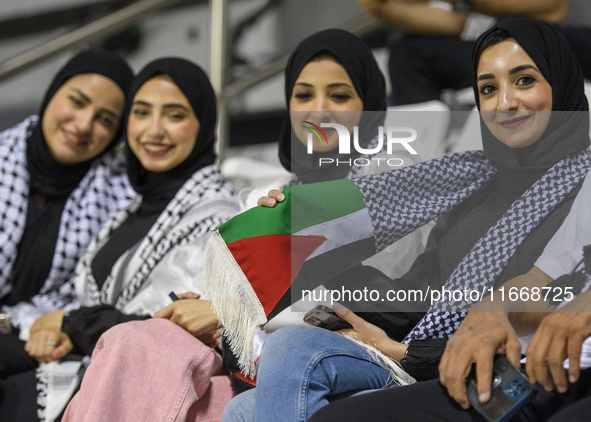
[388,25,591,106]
[0,332,37,378]
[0,333,39,422]
[547,395,591,422]
[308,369,591,422]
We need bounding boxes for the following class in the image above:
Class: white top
[531,170,591,369]
[535,170,591,279]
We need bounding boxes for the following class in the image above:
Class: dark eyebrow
[477,73,494,82]
[327,83,353,89]
[72,88,119,119]
[101,109,119,119]
[294,82,353,89]
[509,64,538,75]
[132,100,152,107]
[478,64,540,82]
[70,88,91,103]
[162,104,191,112]
[296,82,351,88]
[132,101,191,113]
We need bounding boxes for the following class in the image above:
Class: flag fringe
[341,334,416,386]
[204,230,267,377]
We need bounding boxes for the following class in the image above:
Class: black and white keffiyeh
[36,56,240,422]
[75,164,238,311]
[0,117,136,328]
[400,149,591,342]
[396,17,591,343]
[36,165,239,422]
[346,145,591,345]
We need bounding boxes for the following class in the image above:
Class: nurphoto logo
[302,121,419,167]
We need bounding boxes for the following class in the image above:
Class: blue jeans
[221,326,397,422]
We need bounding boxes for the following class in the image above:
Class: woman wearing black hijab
[259,28,418,192]
[258,29,425,282]
[0,48,135,418]
[276,28,392,185]
[298,18,591,422]
[220,18,591,422]
[0,49,135,324]
[10,58,239,422]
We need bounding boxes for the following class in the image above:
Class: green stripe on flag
[218,186,292,244]
[216,179,366,245]
[291,179,366,234]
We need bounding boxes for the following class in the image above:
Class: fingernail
[479,392,489,403]
[268,199,275,206]
[278,193,285,200]
[333,303,343,311]
[570,374,577,383]
[52,351,60,359]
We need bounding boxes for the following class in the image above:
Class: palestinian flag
[204,151,496,376]
[204,179,377,376]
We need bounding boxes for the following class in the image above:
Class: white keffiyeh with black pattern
[0,116,136,330]
[74,164,239,312]
[36,165,240,422]
[401,149,591,342]
[352,149,591,343]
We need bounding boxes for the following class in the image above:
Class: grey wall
[0,0,105,20]
[0,0,367,130]
[279,0,364,52]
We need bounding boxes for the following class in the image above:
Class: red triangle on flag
[227,234,326,317]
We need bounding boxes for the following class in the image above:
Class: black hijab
[27,49,134,198]
[473,18,590,193]
[91,58,217,287]
[2,50,133,306]
[279,29,387,183]
[125,58,218,214]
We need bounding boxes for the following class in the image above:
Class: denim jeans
[221,326,397,422]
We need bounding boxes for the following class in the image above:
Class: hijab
[27,49,134,198]
[4,50,133,305]
[125,58,218,214]
[279,29,387,183]
[473,18,590,193]
[91,58,217,287]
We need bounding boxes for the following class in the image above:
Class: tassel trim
[341,334,416,387]
[36,363,50,421]
[204,230,267,377]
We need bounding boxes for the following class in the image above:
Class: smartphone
[303,305,353,331]
[466,355,536,422]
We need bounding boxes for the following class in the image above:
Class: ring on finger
[45,339,56,347]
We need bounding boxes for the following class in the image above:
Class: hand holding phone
[303,305,353,331]
[466,355,536,422]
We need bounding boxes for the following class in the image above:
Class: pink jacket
[63,319,235,422]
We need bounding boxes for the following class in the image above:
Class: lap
[0,369,39,422]
[262,326,380,360]
[308,377,577,422]
[221,389,256,422]
[64,319,232,422]
[308,378,471,422]
[256,326,398,406]
[547,395,591,422]
[0,333,37,378]
[259,326,396,387]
